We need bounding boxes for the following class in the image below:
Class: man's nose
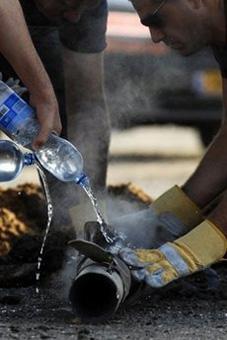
[149,27,165,43]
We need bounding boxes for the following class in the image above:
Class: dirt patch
[0,183,75,287]
[0,182,152,287]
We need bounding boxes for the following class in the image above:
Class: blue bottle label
[0,93,34,135]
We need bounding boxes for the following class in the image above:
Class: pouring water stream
[35,169,113,293]
[35,164,54,294]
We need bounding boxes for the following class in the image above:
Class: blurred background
[105,0,222,198]
[0,0,223,200]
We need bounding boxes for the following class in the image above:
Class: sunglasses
[141,0,168,29]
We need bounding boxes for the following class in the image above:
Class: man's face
[35,0,102,23]
[131,0,211,56]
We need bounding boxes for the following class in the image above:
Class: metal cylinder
[68,240,132,323]
[69,263,124,322]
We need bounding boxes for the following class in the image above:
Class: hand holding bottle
[29,89,62,150]
[0,80,85,183]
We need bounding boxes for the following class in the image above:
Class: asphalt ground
[2,126,227,340]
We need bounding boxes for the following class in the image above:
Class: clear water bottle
[0,140,35,182]
[35,134,85,183]
[0,80,86,183]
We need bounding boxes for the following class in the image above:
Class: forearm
[69,104,110,188]
[182,121,227,208]
[0,0,53,97]
[63,49,111,190]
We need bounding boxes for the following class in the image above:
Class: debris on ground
[0,183,227,339]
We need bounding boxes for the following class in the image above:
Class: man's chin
[177,49,193,57]
[177,43,206,57]
[172,46,197,57]
[63,12,81,23]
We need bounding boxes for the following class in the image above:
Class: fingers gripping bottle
[0,80,86,183]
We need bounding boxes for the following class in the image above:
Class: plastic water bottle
[0,140,35,182]
[0,80,86,183]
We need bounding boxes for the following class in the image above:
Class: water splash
[77,174,130,252]
[35,164,53,294]
[77,176,113,244]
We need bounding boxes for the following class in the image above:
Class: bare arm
[0,0,62,148]
[182,77,227,208]
[63,48,110,191]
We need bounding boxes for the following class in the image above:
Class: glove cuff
[174,219,227,269]
[152,185,203,229]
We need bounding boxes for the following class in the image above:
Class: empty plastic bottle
[0,80,86,183]
[0,140,35,182]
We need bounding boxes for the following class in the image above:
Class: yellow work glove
[152,185,203,230]
[112,185,204,248]
[120,220,227,288]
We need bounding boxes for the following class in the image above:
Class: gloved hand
[120,219,227,288]
[112,185,204,248]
